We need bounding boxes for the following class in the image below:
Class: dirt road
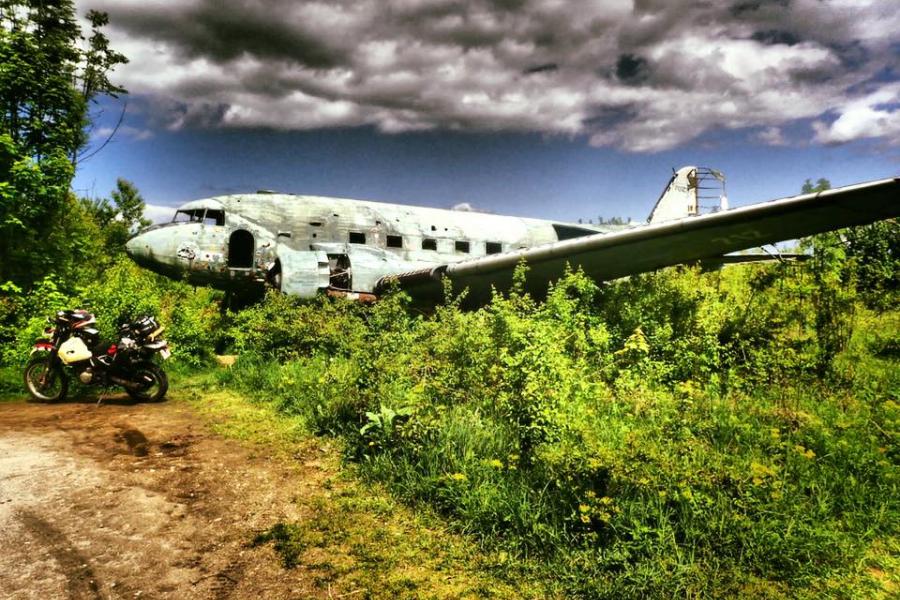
[0,395,337,599]
[0,392,531,600]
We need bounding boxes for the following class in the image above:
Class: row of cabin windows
[348,232,503,254]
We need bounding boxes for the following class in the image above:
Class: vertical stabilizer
[648,166,727,224]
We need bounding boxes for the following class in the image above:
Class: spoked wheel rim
[25,360,64,401]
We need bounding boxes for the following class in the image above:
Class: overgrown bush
[222,255,899,598]
[0,258,226,372]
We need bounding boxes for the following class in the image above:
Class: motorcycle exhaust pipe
[109,375,144,390]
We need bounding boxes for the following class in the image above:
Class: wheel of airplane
[266,260,282,291]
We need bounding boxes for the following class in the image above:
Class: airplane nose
[124,227,177,275]
[125,233,142,260]
[125,230,155,265]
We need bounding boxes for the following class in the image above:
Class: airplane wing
[376,177,900,305]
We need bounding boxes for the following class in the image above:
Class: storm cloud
[80,0,900,152]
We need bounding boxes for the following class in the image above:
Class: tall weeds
[222,260,899,598]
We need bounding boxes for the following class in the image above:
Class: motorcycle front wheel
[24,357,68,402]
[126,362,168,402]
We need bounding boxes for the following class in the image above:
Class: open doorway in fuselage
[327,254,351,290]
[228,229,255,269]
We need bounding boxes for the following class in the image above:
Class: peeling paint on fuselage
[126,193,615,297]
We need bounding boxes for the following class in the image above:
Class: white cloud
[90,125,155,142]
[77,0,900,152]
[143,203,176,223]
[753,126,788,146]
[813,83,900,145]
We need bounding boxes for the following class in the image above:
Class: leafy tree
[801,176,899,310]
[801,178,831,194]
[0,0,127,289]
[843,219,899,311]
[799,178,857,374]
[85,178,152,253]
[111,178,151,231]
[805,230,855,375]
[0,135,73,284]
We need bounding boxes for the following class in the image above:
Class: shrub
[220,259,899,598]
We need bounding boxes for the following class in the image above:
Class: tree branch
[76,99,126,166]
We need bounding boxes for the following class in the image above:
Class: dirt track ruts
[0,396,331,599]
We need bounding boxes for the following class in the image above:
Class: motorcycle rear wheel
[126,362,168,402]
[24,357,68,402]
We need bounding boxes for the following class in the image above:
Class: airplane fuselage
[126,193,614,297]
[126,168,898,304]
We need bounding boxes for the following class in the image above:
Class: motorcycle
[24,309,170,402]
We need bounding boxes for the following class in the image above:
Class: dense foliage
[0,0,126,286]
[219,256,898,599]
[0,258,226,390]
[2,242,895,597]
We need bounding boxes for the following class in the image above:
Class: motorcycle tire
[126,362,168,402]
[24,357,68,402]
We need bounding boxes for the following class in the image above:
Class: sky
[72,0,900,224]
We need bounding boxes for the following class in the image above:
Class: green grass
[0,364,22,400]
[216,266,900,599]
[2,258,897,598]
[174,371,556,599]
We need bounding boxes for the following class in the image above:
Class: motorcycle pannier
[132,316,159,338]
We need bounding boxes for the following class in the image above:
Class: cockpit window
[173,209,225,226]
[173,209,203,223]
[204,210,225,226]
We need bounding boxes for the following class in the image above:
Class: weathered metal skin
[125,192,605,297]
[125,169,900,306]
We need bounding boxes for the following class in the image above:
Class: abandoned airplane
[125,166,899,305]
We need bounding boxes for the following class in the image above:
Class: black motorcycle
[24,309,170,402]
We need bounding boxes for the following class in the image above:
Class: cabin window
[422,238,437,251]
[349,231,366,244]
[387,235,403,248]
[455,240,470,253]
[203,210,225,226]
[310,221,323,227]
[486,242,502,255]
[227,230,254,268]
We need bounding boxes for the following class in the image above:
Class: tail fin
[648,166,727,224]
